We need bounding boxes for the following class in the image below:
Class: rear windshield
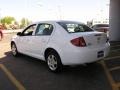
[57,21,93,33]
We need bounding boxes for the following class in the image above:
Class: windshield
[57,21,93,33]
[95,24,109,27]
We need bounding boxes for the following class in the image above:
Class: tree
[0,16,15,25]
[20,18,31,29]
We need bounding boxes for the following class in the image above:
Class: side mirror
[17,32,22,36]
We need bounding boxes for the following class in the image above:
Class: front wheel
[11,43,19,56]
[46,51,63,72]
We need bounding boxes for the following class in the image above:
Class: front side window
[57,21,93,33]
[35,23,53,35]
[22,24,36,36]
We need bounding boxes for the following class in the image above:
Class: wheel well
[44,48,59,60]
[11,41,15,47]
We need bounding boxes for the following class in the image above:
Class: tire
[11,43,19,56]
[46,51,63,72]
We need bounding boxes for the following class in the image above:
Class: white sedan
[11,21,110,72]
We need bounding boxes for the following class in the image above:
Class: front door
[16,24,37,55]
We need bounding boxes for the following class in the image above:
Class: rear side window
[35,23,53,35]
[57,21,93,33]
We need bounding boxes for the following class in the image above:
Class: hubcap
[12,44,17,55]
[47,55,57,71]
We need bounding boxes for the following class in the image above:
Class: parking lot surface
[101,41,120,90]
[0,34,120,90]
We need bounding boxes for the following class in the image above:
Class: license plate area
[97,51,104,58]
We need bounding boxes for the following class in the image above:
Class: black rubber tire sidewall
[46,51,62,72]
[11,43,19,57]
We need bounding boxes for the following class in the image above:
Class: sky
[0,0,109,23]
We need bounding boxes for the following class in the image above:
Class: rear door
[29,23,54,59]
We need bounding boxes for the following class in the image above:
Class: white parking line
[111,49,120,53]
[111,45,120,48]
[104,56,120,61]
[109,66,120,71]
[100,61,120,90]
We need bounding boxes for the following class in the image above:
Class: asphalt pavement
[0,34,120,90]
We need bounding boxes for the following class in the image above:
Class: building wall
[109,0,120,41]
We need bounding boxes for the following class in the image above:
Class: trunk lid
[70,31,108,47]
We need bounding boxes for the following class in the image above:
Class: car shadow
[1,51,47,68]
[1,51,103,76]
[0,51,111,90]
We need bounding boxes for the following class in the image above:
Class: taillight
[71,37,86,47]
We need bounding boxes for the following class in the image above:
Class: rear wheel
[46,51,63,72]
[11,43,19,56]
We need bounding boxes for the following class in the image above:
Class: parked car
[0,30,3,41]
[91,24,109,36]
[11,21,110,72]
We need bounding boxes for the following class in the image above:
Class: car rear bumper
[61,43,110,65]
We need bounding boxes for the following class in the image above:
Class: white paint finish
[11,20,110,65]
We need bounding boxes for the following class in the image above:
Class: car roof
[32,20,84,25]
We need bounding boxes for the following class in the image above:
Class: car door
[29,23,54,60]
[16,24,37,55]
